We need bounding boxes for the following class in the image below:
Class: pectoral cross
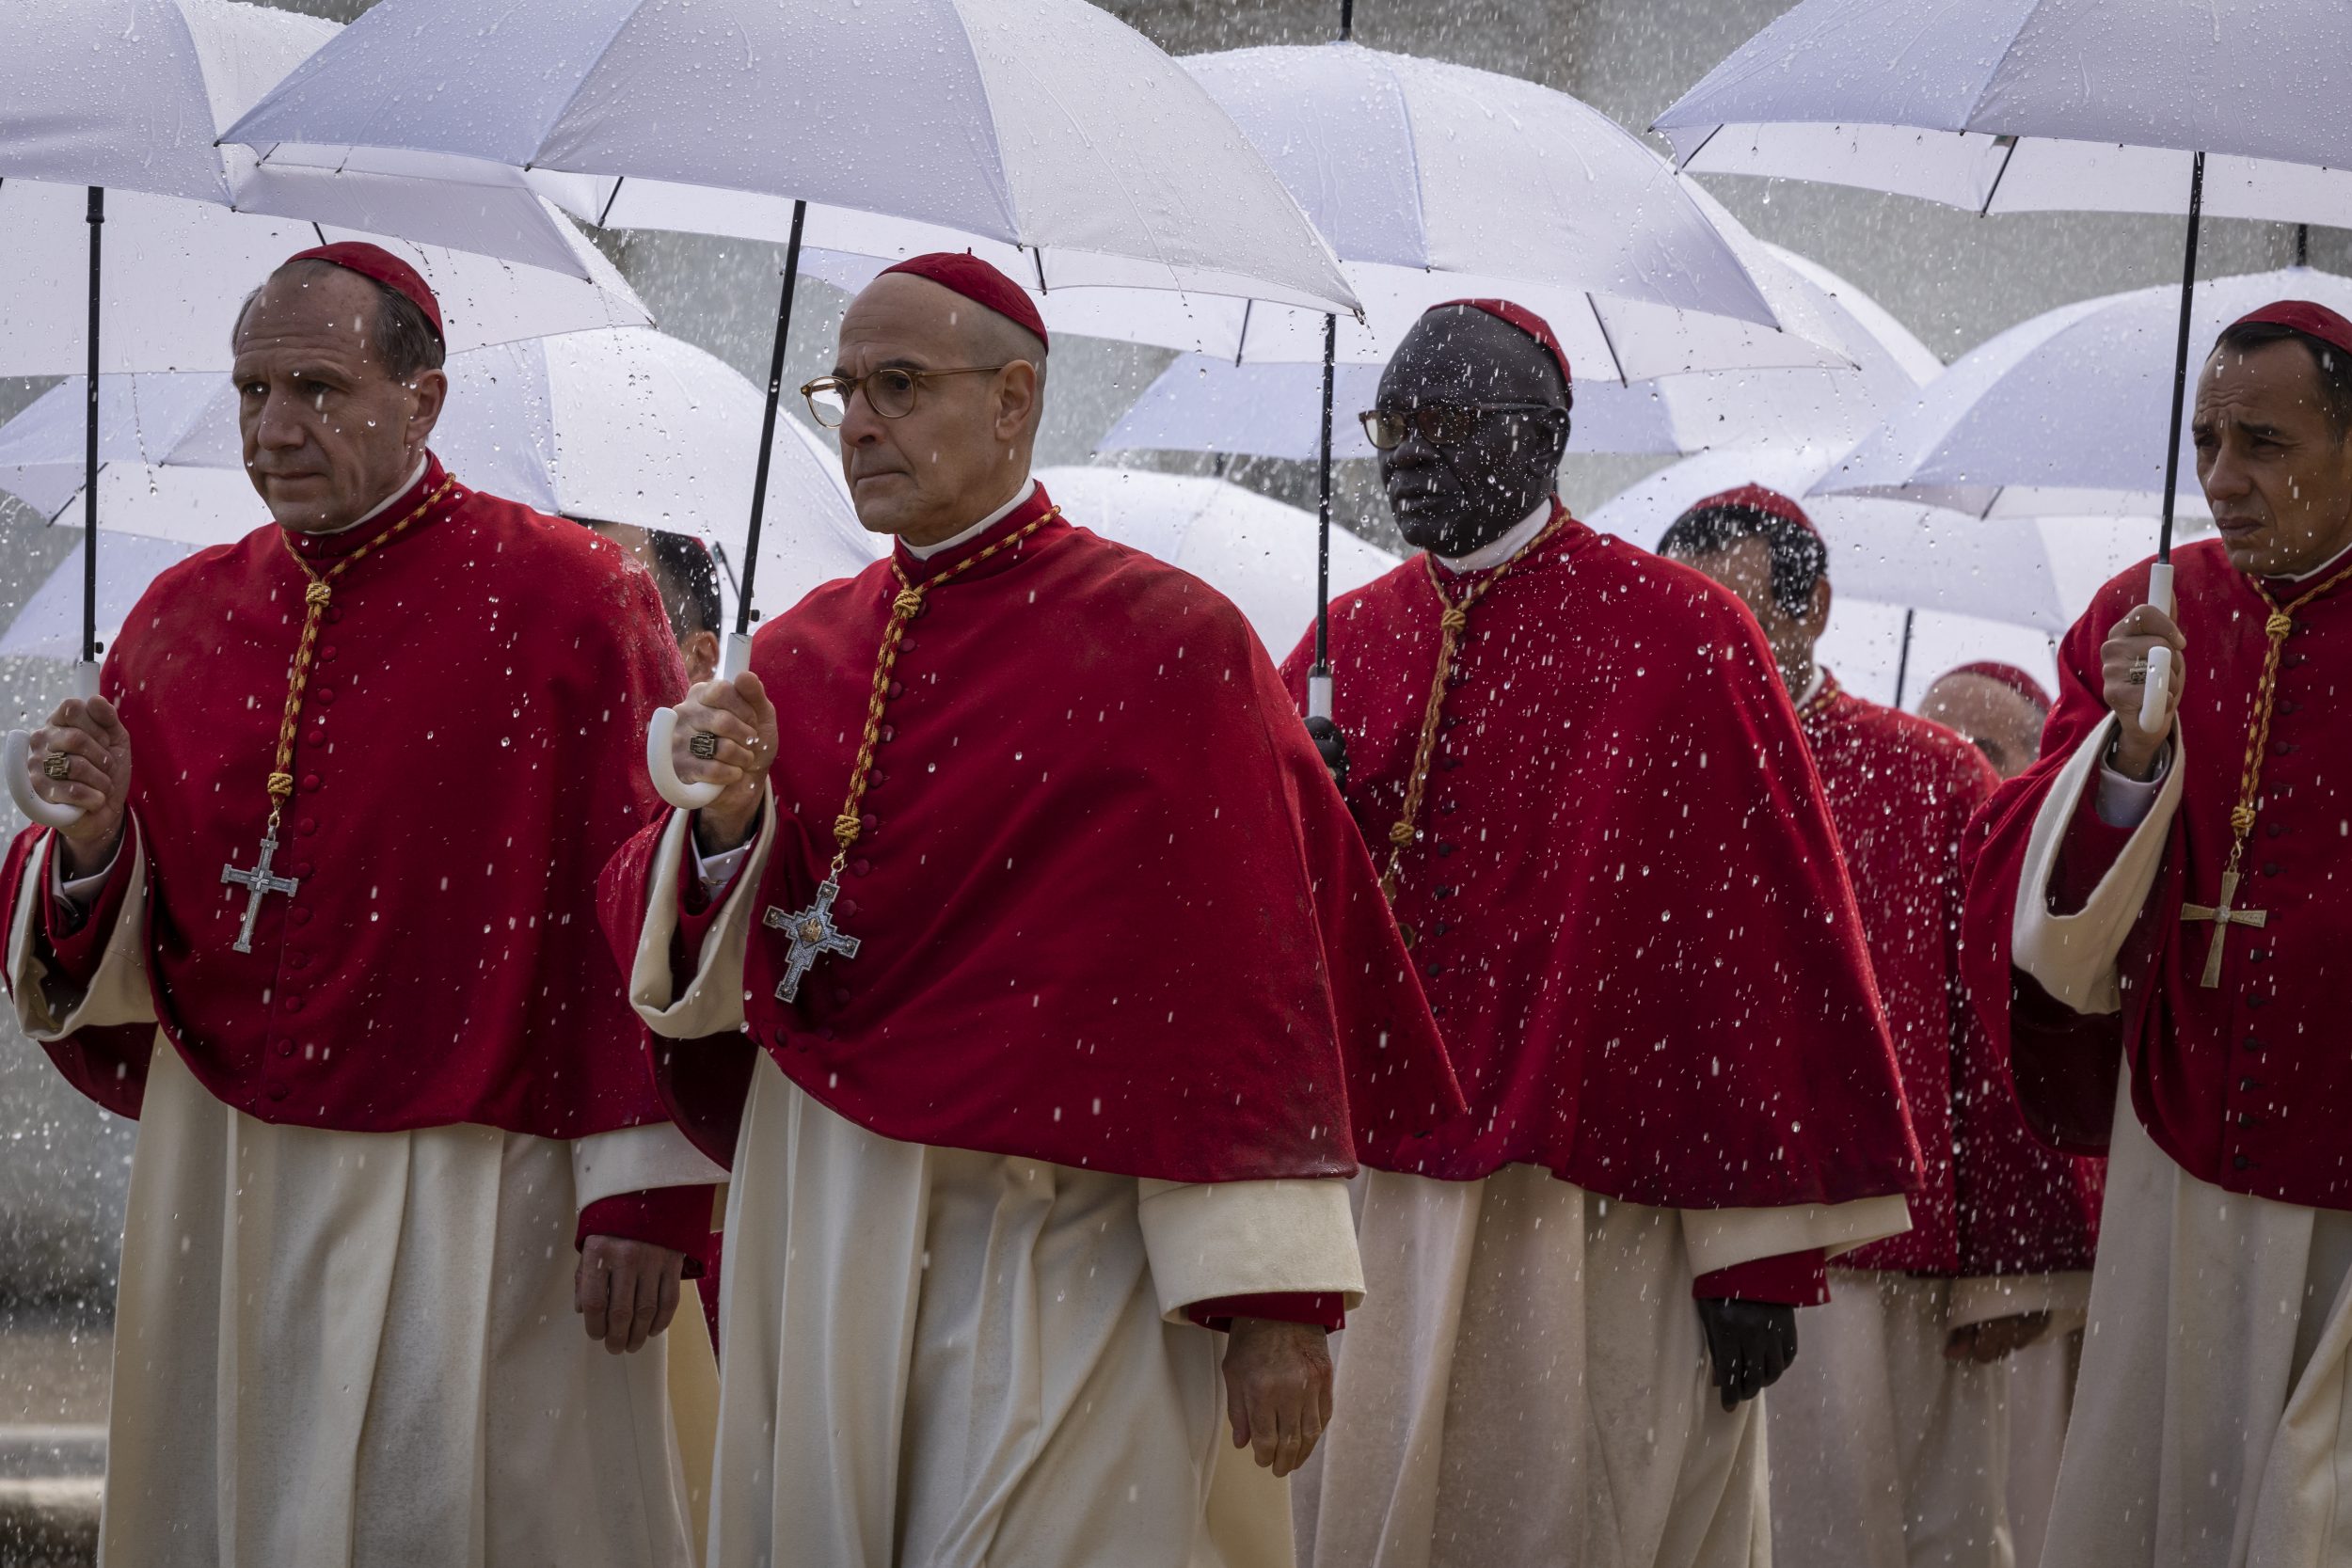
[763,877,861,1003]
[2181,868,2268,989]
[221,830,300,955]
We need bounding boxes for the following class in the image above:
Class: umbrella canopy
[0,0,610,273]
[0,531,206,662]
[1100,241,1936,461]
[222,0,1357,315]
[1033,467,1396,654]
[1652,0,2352,226]
[0,181,649,375]
[1815,267,2352,521]
[0,330,873,624]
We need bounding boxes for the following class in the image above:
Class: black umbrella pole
[734,198,809,647]
[82,187,103,670]
[1339,0,1353,40]
[2155,152,2206,566]
[1892,608,1915,709]
[1309,314,1337,721]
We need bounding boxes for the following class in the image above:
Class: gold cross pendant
[2181,868,2268,989]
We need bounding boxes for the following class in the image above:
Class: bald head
[1374,307,1570,557]
[1916,671,2048,781]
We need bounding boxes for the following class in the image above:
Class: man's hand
[1221,1317,1333,1477]
[2101,603,2186,781]
[26,696,132,876]
[1304,716,1348,791]
[1944,1310,2052,1365]
[1696,1298,1798,1411]
[673,671,780,854]
[574,1235,687,1354]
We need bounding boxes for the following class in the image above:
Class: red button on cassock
[300,774,321,792]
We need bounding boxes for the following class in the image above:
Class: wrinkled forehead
[836,273,979,370]
[233,263,384,364]
[1378,310,1558,406]
[2198,336,2329,418]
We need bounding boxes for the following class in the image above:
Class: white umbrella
[1099,241,1936,462]
[1032,466,1396,656]
[0,329,870,629]
[1816,267,2352,521]
[1653,0,2352,725]
[1592,446,2152,707]
[0,531,206,664]
[225,0,1361,814]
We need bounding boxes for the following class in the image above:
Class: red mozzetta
[1963,540,2352,1208]
[1,455,687,1139]
[1280,502,1921,1211]
[1800,672,2101,1275]
[598,483,1464,1182]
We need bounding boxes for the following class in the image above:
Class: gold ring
[41,752,72,781]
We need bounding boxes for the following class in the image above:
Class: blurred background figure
[577,519,723,684]
[1916,662,2054,782]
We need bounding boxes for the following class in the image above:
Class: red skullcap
[879,252,1049,350]
[1688,483,1819,538]
[1943,660,2052,714]
[1428,297,1571,393]
[283,241,443,342]
[2230,299,2352,361]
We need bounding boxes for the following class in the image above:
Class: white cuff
[572,1121,729,1212]
[1947,1270,2092,1333]
[691,830,751,895]
[48,837,119,913]
[2094,746,2169,828]
[2011,716,2184,1015]
[1678,1192,1914,1277]
[625,785,776,1039]
[8,822,156,1038]
[1135,1177,1365,1324]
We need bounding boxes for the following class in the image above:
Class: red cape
[3,455,686,1138]
[1280,507,1920,1210]
[1801,673,2100,1275]
[599,483,1462,1183]
[1963,540,2352,1211]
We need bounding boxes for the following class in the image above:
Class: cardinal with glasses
[597,252,1461,1568]
[1280,299,1921,1568]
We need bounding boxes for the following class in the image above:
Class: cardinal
[1662,486,2101,1568]
[1284,301,1919,1568]
[2,245,719,1564]
[1919,661,2054,784]
[1964,301,2352,1564]
[598,252,1461,1568]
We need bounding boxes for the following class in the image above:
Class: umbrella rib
[1586,295,1629,387]
[1233,298,1253,366]
[596,177,627,230]
[1674,123,1723,172]
[1977,136,2020,217]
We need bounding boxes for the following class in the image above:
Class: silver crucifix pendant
[221,829,300,954]
[762,877,862,1003]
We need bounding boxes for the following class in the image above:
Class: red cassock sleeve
[1,813,154,1119]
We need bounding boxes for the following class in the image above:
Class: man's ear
[994,359,1041,443]
[682,628,722,686]
[405,366,450,451]
[1804,576,1834,641]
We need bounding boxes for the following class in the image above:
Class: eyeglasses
[1359,403,1564,451]
[800,364,1015,427]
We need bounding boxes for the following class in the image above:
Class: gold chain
[1379,511,1566,898]
[822,509,1058,877]
[2214,553,2352,885]
[260,478,453,831]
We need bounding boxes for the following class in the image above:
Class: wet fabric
[1300,1165,1770,1568]
[1800,671,2101,1275]
[598,483,1460,1184]
[94,1042,697,1568]
[0,453,684,1139]
[1963,539,2352,1208]
[1280,504,1918,1210]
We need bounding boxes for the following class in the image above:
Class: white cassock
[2001,1326,2083,1568]
[1295,1162,1910,1568]
[2007,721,2352,1567]
[8,835,724,1568]
[623,803,1365,1568]
[1764,1267,2090,1568]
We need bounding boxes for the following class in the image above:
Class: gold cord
[2215,554,2352,885]
[262,478,452,831]
[1379,512,1566,899]
[823,509,1058,876]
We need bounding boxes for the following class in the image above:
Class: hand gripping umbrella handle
[2137,562,2175,736]
[7,661,102,830]
[647,632,755,813]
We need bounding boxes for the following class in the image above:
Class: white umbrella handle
[1307,671,1334,722]
[2137,562,2175,735]
[7,661,102,830]
[647,632,755,812]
